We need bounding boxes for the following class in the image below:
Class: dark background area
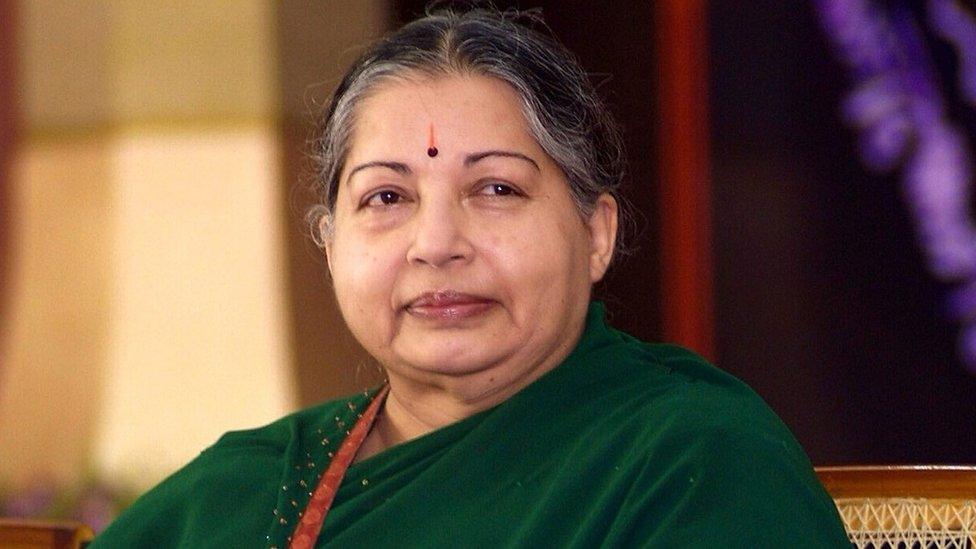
[393,0,976,465]
[709,0,976,463]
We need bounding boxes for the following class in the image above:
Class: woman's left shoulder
[607,342,780,426]
[604,341,819,478]
[598,345,850,546]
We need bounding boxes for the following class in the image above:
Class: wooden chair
[816,466,976,548]
[0,518,94,549]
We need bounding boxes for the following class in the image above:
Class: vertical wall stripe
[654,0,716,360]
[0,0,17,338]
[275,1,389,405]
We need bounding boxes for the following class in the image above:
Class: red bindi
[427,123,438,157]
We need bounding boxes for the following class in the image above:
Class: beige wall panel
[110,0,276,122]
[19,1,113,131]
[94,128,295,489]
[0,139,114,487]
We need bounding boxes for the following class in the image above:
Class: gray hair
[309,7,628,254]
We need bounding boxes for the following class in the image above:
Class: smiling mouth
[404,291,494,321]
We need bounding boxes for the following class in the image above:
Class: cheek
[483,214,585,292]
[330,238,398,315]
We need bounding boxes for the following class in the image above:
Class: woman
[93,7,849,548]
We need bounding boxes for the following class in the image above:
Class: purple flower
[1,484,56,517]
[74,486,119,534]
[814,0,976,372]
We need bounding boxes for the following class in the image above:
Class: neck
[355,379,503,463]
[379,388,461,443]
[361,343,580,465]
[381,370,529,435]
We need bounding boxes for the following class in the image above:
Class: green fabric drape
[92,303,849,548]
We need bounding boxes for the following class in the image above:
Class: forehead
[348,74,539,157]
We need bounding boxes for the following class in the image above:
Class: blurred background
[1,0,974,530]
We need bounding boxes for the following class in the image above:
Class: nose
[405,199,474,268]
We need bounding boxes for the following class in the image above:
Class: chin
[392,341,510,377]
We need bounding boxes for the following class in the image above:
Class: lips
[404,290,494,321]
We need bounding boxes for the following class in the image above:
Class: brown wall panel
[275,2,389,405]
[0,0,17,341]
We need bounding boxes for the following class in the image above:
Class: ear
[320,216,335,279]
[324,242,334,279]
[585,193,618,283]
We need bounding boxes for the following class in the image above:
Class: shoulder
[587,335,788,443]
[211,395,356,453]
[601,339,817,484]
[590,341,849,546]
[639,344,795,446]
[91,394,364,547]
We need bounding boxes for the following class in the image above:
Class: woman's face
[327,75,616,400]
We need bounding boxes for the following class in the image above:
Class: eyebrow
[345,150,541,183]
[345,161,411,183]
[465,150,540,171]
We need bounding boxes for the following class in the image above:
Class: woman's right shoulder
[210,394,362,454]
[90,392,371,548]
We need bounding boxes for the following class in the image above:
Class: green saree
[92,303,849,548]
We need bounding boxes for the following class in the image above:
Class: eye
[478,182,521,197]
[363,189,404,207]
